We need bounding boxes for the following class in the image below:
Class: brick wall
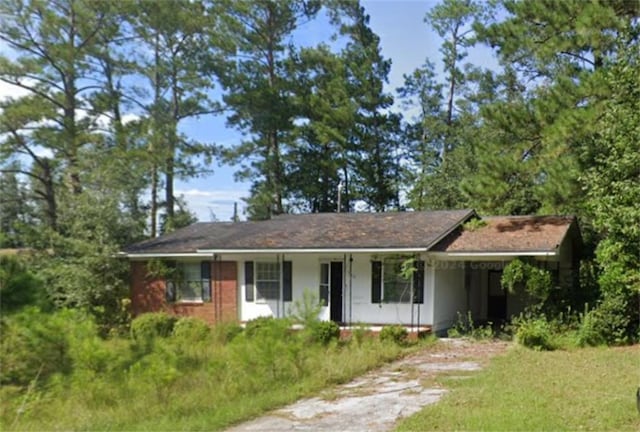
[130,260,238,325]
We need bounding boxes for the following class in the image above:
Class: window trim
[319,261,330,307]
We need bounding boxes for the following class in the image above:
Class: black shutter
[201,261,211,302]
[413,260,425,304]
[282,261,292,302]
[371,261,382,303]
[244,261,254,302]
[165,261,177,302]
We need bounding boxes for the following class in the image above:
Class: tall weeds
[1,310,407,431]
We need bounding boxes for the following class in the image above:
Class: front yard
[397,344,640,431]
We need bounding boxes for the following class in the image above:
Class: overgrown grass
[1,311,422,431]
[397,344,640,431]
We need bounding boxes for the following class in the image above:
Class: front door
[487,270,507,321]
[330,261,343,323]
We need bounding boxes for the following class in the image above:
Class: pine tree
[0,0,108,197]
[128,0,223,233]
[467,0,639,215]
[286,45,354,212]
[220,0,321,219]
[338,2,401,212]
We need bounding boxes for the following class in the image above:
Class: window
[166,261,211,303]
[383,260,412,303]
[256,262,280,301]
[371,259,424,304]
[319,262,330,306]
[244,261,292,302]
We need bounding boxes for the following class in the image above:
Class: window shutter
[413,260,425,304]
[282,261,292,302]
[371,261,382,303]
[201,261,211,302]
[165,261,177,302]
[244,261,254,302]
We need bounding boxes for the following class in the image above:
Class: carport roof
[431,215,578,254]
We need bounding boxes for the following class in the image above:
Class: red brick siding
[130,261,238,325]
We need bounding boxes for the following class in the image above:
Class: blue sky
[179,0,498,222]
[0,1,498,223]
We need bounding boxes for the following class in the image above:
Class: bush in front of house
[308,320,340,345]
[171,317,211,342]
[213,321,244,344]
[130,312,177,344]
[244,316,291,340]
[513,314,554,351]
[380,324,408,345]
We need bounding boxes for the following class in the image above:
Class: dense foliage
[0,0,638,344]
[0,311,410,430]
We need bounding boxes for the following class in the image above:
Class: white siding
[432,264,466,332]
[227,252,433,326]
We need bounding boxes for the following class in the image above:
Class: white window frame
[254,261,281,302]
[319,262,330,306]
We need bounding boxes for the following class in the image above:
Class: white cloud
[0,80,32,102]
[122,113,141,125]
[176,188,248,222]
[32,145,54,159]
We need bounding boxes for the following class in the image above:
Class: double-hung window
[244,261,292,302]
[165,261,211,303]
[256,262,280,301]
[371,259,424,304]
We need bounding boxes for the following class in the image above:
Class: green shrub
[0,256,49,313]
[0,308,82,386]
[380,325,408,345]
[244,316,291,340]
[213,321,244,344]
[130,312,177,343]
[290,289,323,327]
[172,317,211,342]
[577,293,631,346]
[514,315,554,351]
[308,321,340,345]
[351,323,371,346]
[448,311,494,340]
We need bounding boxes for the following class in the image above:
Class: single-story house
[121,209,581,333]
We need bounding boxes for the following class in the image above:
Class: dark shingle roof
[432,215,577,253]
[124,209,475,254]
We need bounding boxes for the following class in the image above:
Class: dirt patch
[226,339,509,432]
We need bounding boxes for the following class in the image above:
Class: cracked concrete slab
[226,339,508,432]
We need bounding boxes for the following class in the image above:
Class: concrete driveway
[226,339,509,432]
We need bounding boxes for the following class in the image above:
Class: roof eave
[119,252,213,259]
[196,247,430,254]
[429,251,558,259]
